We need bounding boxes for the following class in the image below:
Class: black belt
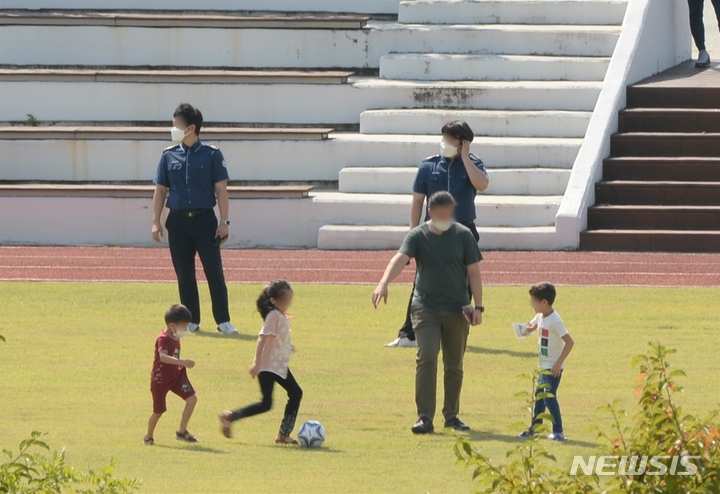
[170,209,212,218]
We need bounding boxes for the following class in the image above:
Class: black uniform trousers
[398,221,481,341]
[688,0,720,51]
[165,209,230,326]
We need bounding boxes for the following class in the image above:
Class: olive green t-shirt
[399,222,482,312]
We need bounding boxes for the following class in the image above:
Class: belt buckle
[188,211,195,218]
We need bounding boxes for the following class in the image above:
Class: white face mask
[175,328,190,338]
[440,141,458,158]
[171,126,191,143]
[431,218,454,232]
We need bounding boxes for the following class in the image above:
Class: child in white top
[219,280,303,444]
[519,282,574,441]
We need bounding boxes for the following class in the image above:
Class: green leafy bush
[0,431,140,494]
[456,342,720,493]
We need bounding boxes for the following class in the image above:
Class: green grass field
[1,282,719,493]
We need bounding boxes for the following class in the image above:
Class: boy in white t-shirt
[519,282,574,441]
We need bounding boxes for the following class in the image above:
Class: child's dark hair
[256,280,293,320]
[165,304,192,324]
[529,282,556,305]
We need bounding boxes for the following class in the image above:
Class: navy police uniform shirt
[412,153,487,223]
[153,140,230,211]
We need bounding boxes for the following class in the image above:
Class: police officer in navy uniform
[385,121,489,348]
[151,103,238,335]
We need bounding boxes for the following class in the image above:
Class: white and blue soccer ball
[298,420,325,448]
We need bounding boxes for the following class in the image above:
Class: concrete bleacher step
[398,0,628,26]
[587,205,720,230]
[618,108,720,133]
[0,184,314,199]
[611,133,720,157]
[359,109,591,137]
[1,20,620,67]
[338,167,570,195]
[579,229,720,253]
[312,191,561,227]
[0,68,355,84]
[0,126,334,141]
[603,157,720,181]
[0,0,401,14]
[1,77,603,123]
[0,11,371,29]
[317,224,559,250]
[379,53,610,82]
[595,181,720,206]
[0,133,583,183]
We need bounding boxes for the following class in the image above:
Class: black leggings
[688,0,720,51]
[229,369,303,436]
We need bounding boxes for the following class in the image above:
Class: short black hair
[428,190,456,210]
[529,282,557,305]
[165,304,192,324]
[173,103,203,135]
[441,120,474,143]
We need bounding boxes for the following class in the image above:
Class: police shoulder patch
[163,144,179,152]
[208,144,219,150]
[422,154,441,163]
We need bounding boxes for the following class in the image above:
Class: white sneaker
[188,323,199,333]
[217,322,238,335]
[384,337,417,348]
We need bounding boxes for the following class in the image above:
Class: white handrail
[555,0,691,248]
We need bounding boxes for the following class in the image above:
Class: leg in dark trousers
[398,278,416,341]
[166,212,201,325]
[689,0,708,51]
[229,370,303,436]
[193,211,230,324]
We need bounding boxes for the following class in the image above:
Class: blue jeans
[532,371,563,434]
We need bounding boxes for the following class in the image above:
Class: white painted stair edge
[359,109,592,138]
[318,225,562,250]
[338,167,571,195]
[554,0,691,249]
[398,0,628,26]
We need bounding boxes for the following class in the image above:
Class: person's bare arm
[460,140,489,192]
[249,334,271,377]
[152,185,168,243]
[159,349,194,368]
[410,193,425,228]
[551,334,575,377]
[372,252,411,307]
[467,261,483,324]
[214,180,229,245]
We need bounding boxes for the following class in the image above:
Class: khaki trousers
[411,306,470,423]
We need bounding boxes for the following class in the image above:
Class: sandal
[143,436,154,446]
[176,430,198,443]
[275,434,299,445]
[219,411,233,439]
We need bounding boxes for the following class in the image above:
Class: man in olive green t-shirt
[372,191,484,434]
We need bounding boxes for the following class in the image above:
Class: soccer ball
[298,420,325,448]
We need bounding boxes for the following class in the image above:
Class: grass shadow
[466,345,536,359]
[191,331,256,342]
[154,443,228,454]
[254,443,345,454]
[465,430,599,448]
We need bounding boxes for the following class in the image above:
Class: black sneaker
[444,417,471,431]
[411,417,434,434]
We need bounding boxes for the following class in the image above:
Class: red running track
[0,246,719,286]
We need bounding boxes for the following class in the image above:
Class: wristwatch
[220,220,230,225]
[475,306,485,313]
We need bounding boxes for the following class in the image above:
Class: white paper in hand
[512,323,530,339]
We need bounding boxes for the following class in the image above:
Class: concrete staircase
[319,0,623,249]
[581,62,720,252]
[0,1,626,249]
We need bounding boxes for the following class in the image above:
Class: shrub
[456,342,720,493]
[0,431,140,494]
